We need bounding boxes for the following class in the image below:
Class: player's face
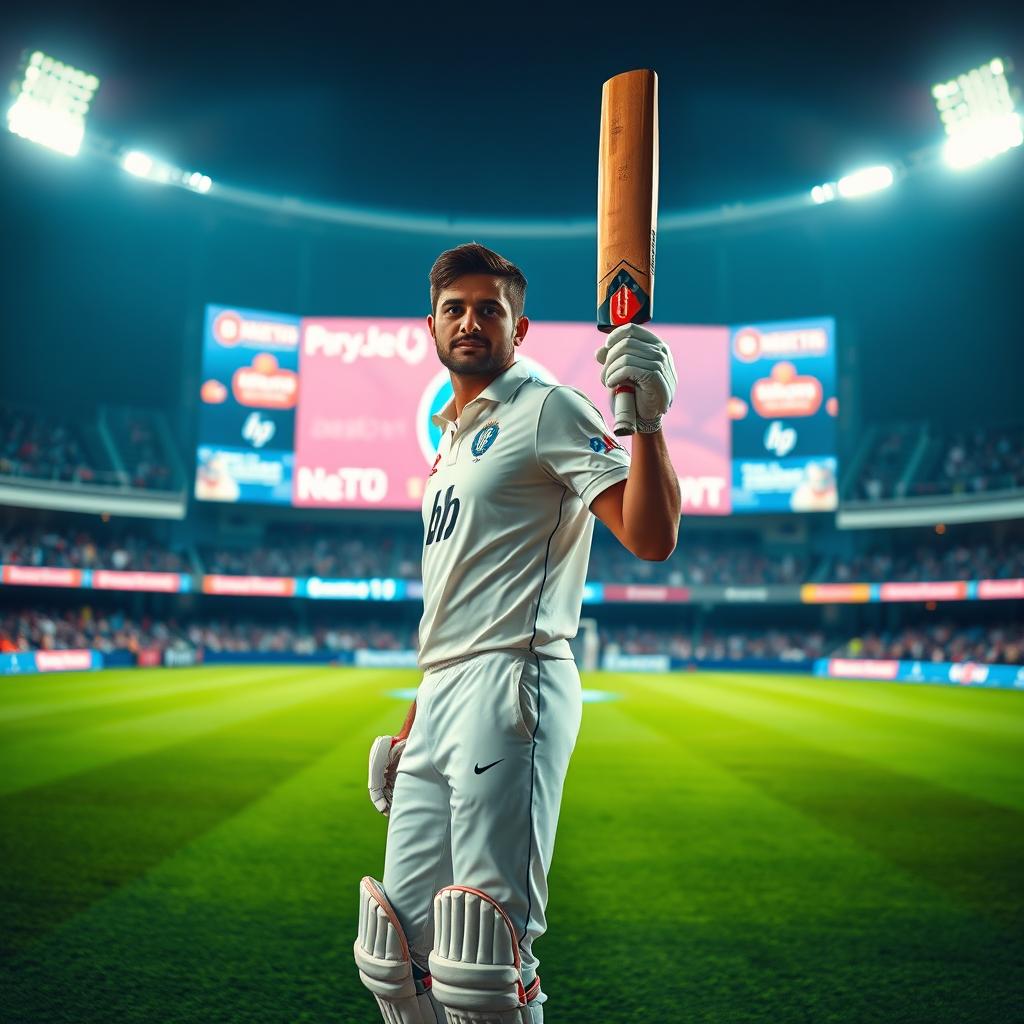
[427,274,528,377]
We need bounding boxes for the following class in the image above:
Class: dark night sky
[1,2,1022,431]
[3,2,1021,216]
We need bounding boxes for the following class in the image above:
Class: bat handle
[612,386,637,437]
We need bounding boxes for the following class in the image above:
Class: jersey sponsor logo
[473,759,504,775]
[427,451,442,478]
[425,484,460,545]
[589,433,622,454]
[471,420,500,459]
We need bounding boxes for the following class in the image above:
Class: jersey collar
[431,360,534,428]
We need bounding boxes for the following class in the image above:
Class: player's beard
[436,334,513,377]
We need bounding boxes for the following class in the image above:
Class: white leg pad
[354,876,442,1024]
[428,886,540,1024]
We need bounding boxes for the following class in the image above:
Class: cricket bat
[596,68,659,436]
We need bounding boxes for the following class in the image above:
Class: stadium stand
[0,525,190,572]
[834,623,1024,665]
[589,529,810,585]
[0,608,415,656]
[3,516,1021,587]
[0,403,180,492]
[0,403,116,485]
[829,539,1024,582]
[845,420,1024,502]
[846,424,920,501]
[907,422,1024,497]
[200,523,420,578]
[101,408,179,491]
[600,626,828,662]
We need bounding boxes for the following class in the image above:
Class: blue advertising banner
[195,305,301,504]
[814,657,1024,690]
[0,650,104,675]
[729,318,838,513]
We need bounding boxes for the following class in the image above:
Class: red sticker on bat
[611,284,641,324]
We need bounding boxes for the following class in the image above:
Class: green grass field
[1,665,1021,1024]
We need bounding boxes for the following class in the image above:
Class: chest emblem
[471,420,500,460]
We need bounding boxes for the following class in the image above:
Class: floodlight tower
[933,58,1022,169]
[6,50,99,156]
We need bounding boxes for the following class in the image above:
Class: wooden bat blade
[596,68,659,333]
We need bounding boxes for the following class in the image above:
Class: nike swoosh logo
[474,759,504,775]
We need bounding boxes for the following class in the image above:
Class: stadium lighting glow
[934,58,1023,170]
[121,150,173,184]
[810,182,837,204]
[6,50,99,156]
[121,150,212,193]
[836,165,895,199]
[122,150,153,177]
[185,170,213,193]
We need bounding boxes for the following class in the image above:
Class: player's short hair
[429,243,527,320]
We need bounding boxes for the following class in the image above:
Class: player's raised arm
[590,324,680,560]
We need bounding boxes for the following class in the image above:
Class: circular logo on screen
[415,357,558,466]
[733,327,761,362]
[213,310,243,346]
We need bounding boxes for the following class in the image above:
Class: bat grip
[612,386,637,437]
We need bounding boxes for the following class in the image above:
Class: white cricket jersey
[418,358,630,669]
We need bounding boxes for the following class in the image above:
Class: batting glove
[368,735,406,816]
[595,324,677,433]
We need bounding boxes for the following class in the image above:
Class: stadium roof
[4,3,1021,220]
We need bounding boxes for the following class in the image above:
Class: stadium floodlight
[185,170,213,193]
[6,50,99,156]
[121,150,173,184]
[836,164,895,199]
[934,58,1023,170]
[810,182,838,204]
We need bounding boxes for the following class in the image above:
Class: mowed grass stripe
[0,668,396,958]
[1,676,412,1024]
[0,665,304,725]
[0,666,314,739]
[0,666,379,796]
[722,671,1024,739]
[550,691,1020,1023]
[678,671,1024,812]
[628,673,1024,934]
[3,666,1022,1024]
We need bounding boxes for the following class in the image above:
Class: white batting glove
[368,735,406,816]
[595,324,677,433]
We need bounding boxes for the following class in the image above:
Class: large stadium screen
[196,305,836,515]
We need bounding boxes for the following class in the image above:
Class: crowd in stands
[831,540,1024,582]
[850,426,917,501]
[589,534,808,586]
[0,527,188,572]
[850,421,1024,502]
[4,607,1021,667]
[909,424,1024,497]
[202,527,420,579]
[0,404,177,491]
[0,607,415,656]
[835,623,1024,666]
[600,626,828,662]
[111,411,176,491]
[0,405,102,484]
[4,521,1023,586]
[0,608,173,654]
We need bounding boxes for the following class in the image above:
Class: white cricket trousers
[381,648,583,1000]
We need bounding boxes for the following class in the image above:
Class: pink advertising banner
[293,318,731,513]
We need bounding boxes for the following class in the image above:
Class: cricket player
[354,243,680,1023]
